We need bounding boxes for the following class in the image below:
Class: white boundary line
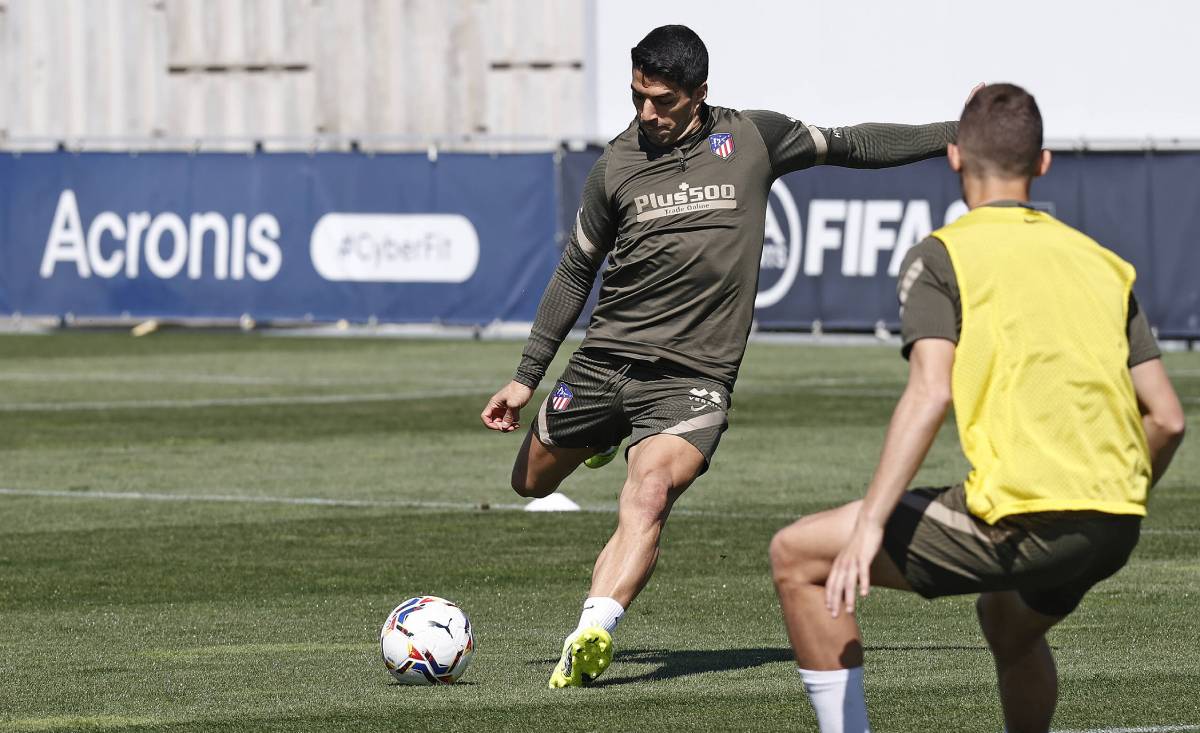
[0,488,1198,532]
[0,487,527,511]
[0,487,633,516]
[0,487,772,520]
[0,387,491,412]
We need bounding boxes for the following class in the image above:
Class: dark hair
[631,25,708,92]
[957,83,1043,178]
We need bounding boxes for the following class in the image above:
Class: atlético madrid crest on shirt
[709,132,735,159]
[551,383,574,411]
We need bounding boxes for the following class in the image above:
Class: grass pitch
[0,331,1196,732]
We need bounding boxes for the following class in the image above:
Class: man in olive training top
[479,23,965,688]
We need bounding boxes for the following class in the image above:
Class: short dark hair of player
[957,83,1044,179]
[631,25,708,93]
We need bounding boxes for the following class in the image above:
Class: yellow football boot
[547,626,613,688]
[583,444,620,469]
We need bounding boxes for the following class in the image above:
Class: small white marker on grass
[523,493,581,512]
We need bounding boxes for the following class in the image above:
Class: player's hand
[825,520,885,618]
[480,381,534,432]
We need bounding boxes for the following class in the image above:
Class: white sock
[573,596,624,635]
[798,666,870,733]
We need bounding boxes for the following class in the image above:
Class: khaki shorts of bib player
[768,83,1186,733]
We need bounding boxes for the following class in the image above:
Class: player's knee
[510,463,556,498]
[768,529,792,580]
[768,523,806,585]
[620,472,674,523]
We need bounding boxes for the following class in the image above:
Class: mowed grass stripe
[0,370,362,386]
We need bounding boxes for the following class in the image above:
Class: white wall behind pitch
[592,0,1200,142]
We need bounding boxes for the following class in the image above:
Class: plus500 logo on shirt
[633,182,737,223]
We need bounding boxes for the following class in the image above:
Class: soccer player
[481,24,964,688]
[769,83,1186,733]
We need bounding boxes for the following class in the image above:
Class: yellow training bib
[934,206,1150,523]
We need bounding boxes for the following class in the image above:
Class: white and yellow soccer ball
[380,596,475,685]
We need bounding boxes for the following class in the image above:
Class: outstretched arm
[830,121,958,169]
[746,85,980,177]
[830,83,980,170]
[746,109,957,177]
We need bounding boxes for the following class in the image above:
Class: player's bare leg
[549,434,705,688]
[976,591,1062,733]
[769,501,912,668]
[510,430,595,498]
[769,503,911,731]
[588,433,706,606]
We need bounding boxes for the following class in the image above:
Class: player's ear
[947,143,963,173]
[1036,149,1052,178]
[692,82,708,107]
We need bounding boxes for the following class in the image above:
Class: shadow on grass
[867,643,989,652]
[532,643,992,686]
[594,648,793,686]
[387,680,479,687]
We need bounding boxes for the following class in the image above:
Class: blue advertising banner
[560,150,1200,338]
[2,149,1198,337]
[0,152,558,324]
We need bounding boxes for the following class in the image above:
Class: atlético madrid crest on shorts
[551,383,574,411]
[709,132,734,159]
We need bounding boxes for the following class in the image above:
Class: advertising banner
[560,150,1200,338]
[2,149,1198,337]
[0,152,558,324]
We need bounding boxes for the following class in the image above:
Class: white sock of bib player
[798,666,870,733]
[573,596,624,635]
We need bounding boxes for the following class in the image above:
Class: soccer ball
[380,596,475,685]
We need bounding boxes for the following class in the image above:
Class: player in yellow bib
[769,84,1186,733]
